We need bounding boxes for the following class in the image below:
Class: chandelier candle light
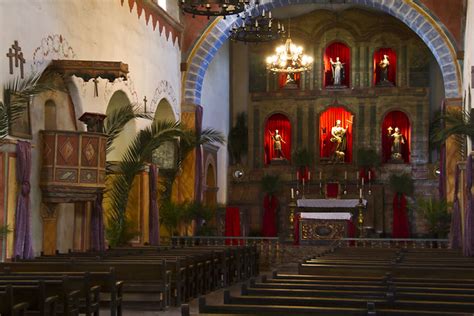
[266,20,313,73]
[229,9,284,42]
[180,0,257,19]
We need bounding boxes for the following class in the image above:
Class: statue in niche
[284,73,298,89]
[387,126,405,162]
[330,119,348,162]
[330,57,345,86]
[378,54,394,86]
[269,129,286,159]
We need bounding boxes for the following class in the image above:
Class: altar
[295,199,366,244]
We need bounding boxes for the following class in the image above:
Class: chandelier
[180,0,257,19]
[229,9,284,43]
[265,22,313,73]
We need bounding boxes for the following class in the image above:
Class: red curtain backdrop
[262,195,278,237]
[392,193,410,238]
[324,42,351,87]
[382,111,410,163]
[264,113,291,165]
[319,106,353,163]
[373,48,397,86]
[326,182,339,198]
[278,73,301,89]
[225,207,241,245]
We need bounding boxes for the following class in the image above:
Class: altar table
[297,199,367,208]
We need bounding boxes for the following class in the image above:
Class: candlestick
[368,170,371,181]
[356,171,359,181]
[302,178,305,186]
[308,171,311,181]
[291,188,294,199]
[344,171,347,180]
[359,188,363,199]
[361,178,365,186]
[297,171,299,180]
[319,171,322,180]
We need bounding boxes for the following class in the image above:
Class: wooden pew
[0,285,29,316]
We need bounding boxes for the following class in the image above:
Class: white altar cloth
[300,212,352,220]
[297,199,367,208]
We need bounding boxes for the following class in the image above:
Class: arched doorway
[106,90,135,161]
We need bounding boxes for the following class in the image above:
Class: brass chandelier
[229,9,284,43]
[180,0,257,19]
[265,21,313,73]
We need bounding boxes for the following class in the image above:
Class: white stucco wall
[201,41,230,204]
[464,0,474,154]
[0,0,181,254]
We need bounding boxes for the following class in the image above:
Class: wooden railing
[336,238,450,249]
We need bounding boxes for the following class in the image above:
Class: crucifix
[143,96,148,113]
[93,78,99,97]
[6,40,26,78]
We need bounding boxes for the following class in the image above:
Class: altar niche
[324,42,351,88]
[374,48,397,87]
[382,110,411,163]
[264,113,291,165]
[319,106,354,163]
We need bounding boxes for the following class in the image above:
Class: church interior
[0,0,473,315]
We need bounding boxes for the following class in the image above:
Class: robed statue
[387,126,405,162]
[379,54,390,83]
[330,119,348,162]
[269,129,286,159]
[330,57,345,86]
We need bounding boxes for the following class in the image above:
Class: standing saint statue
[379,54,390,83]
[330,57,345,86]
[387,126,405,162]
[330,120,348,162]
[269,129,286,159]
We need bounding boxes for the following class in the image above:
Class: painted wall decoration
[150,80,178,113]
[32,34,76,72]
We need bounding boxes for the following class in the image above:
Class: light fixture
[229,9,284,43]
[180,0,258,19]
[265,20,313,73]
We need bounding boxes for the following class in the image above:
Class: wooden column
[40,203,58,255]
[445,98,463,203]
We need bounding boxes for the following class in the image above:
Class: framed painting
[8,96,32,139]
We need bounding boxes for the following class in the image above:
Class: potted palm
[292,148,313,181]
[414,197,451,239]
[261,174,282,237]
[357,147,379,180]
[389,173,414,238]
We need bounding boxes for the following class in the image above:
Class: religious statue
[330,57,345,86]
[387,126,405,162]
[269,129,286,159]
[379,54,390,83]
[330,120,348,162]
[283,73,298,89]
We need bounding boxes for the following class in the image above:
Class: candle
[359,188,363,199]
[356,171,359,180]
[308,171,311,181]
[344,171,347,180]
[319,182,322,188]
[368,171,371,181]
[362,178,365,186]
[319,171,322,180]
[291,188,294,199]
[302,178,305,186]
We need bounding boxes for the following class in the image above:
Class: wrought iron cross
[6,40,25,78]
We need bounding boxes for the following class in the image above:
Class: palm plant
[430,109,473,157]
[0,72,63,139]
[414,197,452,238]
[159,200,183,237]
[105,120,185,246]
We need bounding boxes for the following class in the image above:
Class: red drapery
[324,42,351,87]
[264,113,291,165]
[225,206,241,245]
[262,194,278,237]
[392,193,410,238]
[278,73,301,89]
[373,48,397,86]
[382,110,410,163]
[319,106,353,163]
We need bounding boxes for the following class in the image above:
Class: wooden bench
[0,285,30,316]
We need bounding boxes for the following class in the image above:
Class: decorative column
[444,98,463,203]
[40,203,58,255]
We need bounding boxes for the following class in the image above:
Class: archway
[106,90,135,161]
[183,0,461,104]
[154,98,176,122]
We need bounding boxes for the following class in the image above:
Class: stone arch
[183,0,461,104]
[106,90,135,161]
[154,98,177,122]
